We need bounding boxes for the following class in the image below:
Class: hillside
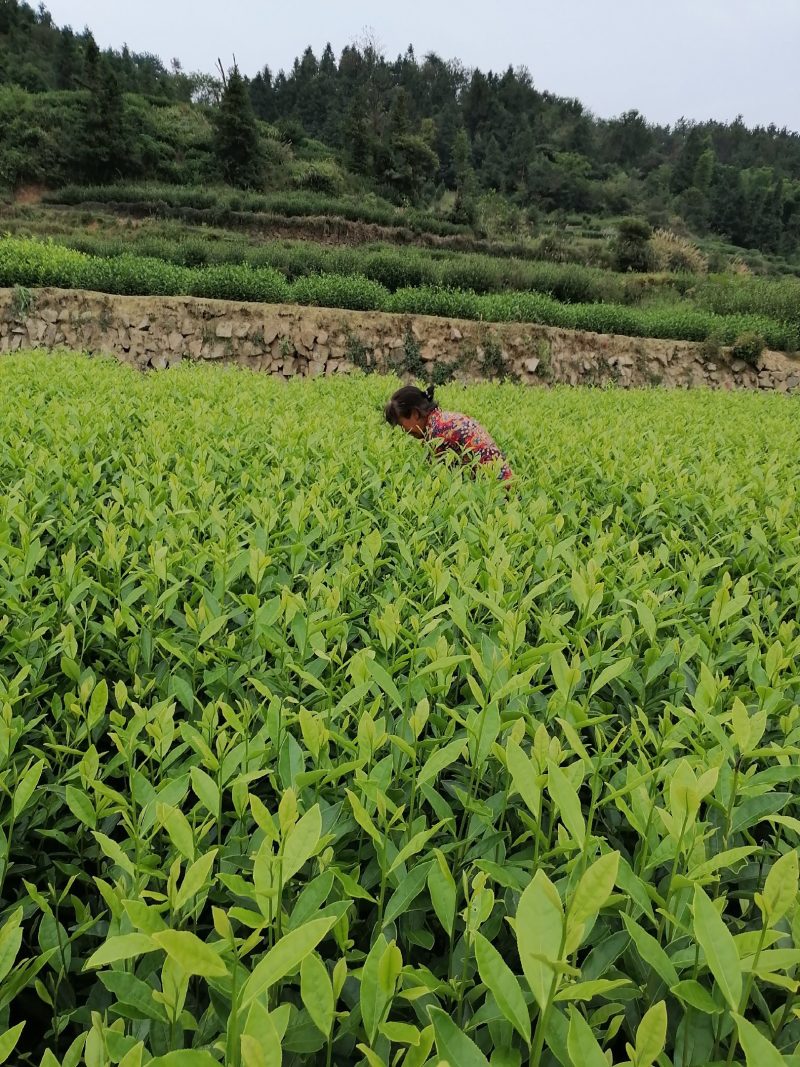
[2,0,800,264]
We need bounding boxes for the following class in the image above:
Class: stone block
[216,322,233,339]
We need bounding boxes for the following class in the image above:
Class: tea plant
[0,354,798,1065]
[3,237,799,351]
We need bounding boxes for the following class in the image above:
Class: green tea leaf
[361,935,402,1044]
[429,1006,491,1067]
[633,1000,667,1067]
[670,979,722,1014]
[428,849,457,937]
[505,738,541,819]
[732,1012,787,1067]
[589,657,632,698]
[151,930,226,978]
[301,953,333,1038]
[65,785,97,830]
[84,934,157,970]
[516,869,564,1010]
[13,759,45,821]
[417,739,467,786]
[0,1022,24,1065]
[474,931,531,1044]
[692,885,742,1011]
[547,761,586,847]
[567,1007,608,1067]
[569,851,619,927]
[239,916,337,1008]
[622,915,679,988]
[281,804,322,882]
[761,849,799,925]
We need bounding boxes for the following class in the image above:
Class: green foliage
[290,160,344,196]
[3,237,799,350]
[613,217,654,273]
[44,182,472,237]
[344,331,373,373]
[2,9,800,257]
[696,332,723,362]
[10,283,33,316]
[479,335,518,382]
[1,354,800,1064]
[212,67,263,189]
[731,331,766,366]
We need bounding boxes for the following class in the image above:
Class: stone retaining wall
[2,287,799,393]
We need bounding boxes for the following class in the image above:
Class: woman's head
[384,384,438,438]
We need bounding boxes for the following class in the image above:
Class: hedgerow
[1,238,798,350]
[44,183,473,237]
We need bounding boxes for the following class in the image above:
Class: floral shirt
[425,409,513,481]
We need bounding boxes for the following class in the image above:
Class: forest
[1,0,799,257]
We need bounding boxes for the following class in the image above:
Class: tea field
[1,353,800,1067]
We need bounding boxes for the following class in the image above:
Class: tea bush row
[45,183,473,238]
[2,237,798,349]
[44,230,800,324]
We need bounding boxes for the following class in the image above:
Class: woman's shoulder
[433,409,473,428]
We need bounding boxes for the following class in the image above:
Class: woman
[385,384,513,482]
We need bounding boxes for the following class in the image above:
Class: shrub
[290,161,345,197]
[731,331,766,366]
[650,229,709,275]
[697,333,724,361]
[189,264,289,303]
[613,217,654,273]
[290,273,390,312]
[2,237,798,352]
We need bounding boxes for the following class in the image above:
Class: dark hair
[384,384,438,426]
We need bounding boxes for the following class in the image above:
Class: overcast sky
[43,0,800,131]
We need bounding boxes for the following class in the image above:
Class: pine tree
[344,93,372,176]
[55,27,78,90]
[389,88,410,139]
[78,50,131,182]
[213,66,263,189]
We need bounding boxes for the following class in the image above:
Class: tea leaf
[301,953,334,1037]
[151,930,226,978]
[567,1007,608,1067]
[474,931,531,1044]
[429,1006,491,1067]
[692,886,742,1011]
[239,916,337,1008]
[516,870,564,1010]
